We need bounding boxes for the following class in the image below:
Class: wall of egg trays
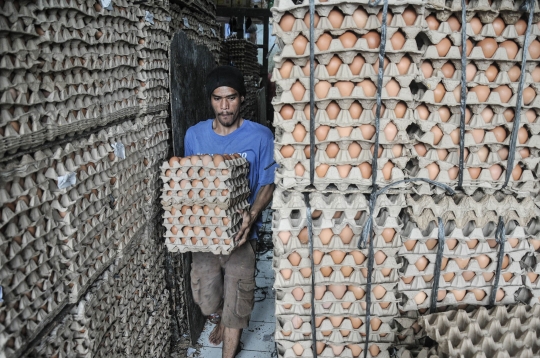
[270,0,540,356]
[0,0,223,354]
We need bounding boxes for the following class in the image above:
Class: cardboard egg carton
[420,304,540,358]
[276,339,392,358]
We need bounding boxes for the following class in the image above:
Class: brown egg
[280,13,296,31]
[468,167,481,179]
[420,61,433,78]
[295,163,305,177]
[381,161,393,180]
[500,40,519,59]
[394,102,407,119]
[339,31,357,48]
[477,147,489,161]
[315,164,329,178]
[291,81,306,101]
[404,240,416,250]
[292,123,307,142]
[315,126,330,141]
[351,251,366,265]
[416,105,430,120]
[357,80,376,97]
[415,256,429,271]
[441,62,455,78]
[496,289,505,302]
[326,143,340,158]
[303,12,320,28]
[320,267,333,277]
[348,142,361,158]
[463,63,477,81]
[325,56,343,77]
[532,66,540,82]
[390,31,406,50]
[470,17,482,34]
[489,164,502,180]
[358,162,372,179]
[314,81,331,99]
[426,15,440,30]
[279,61,294,79]
[374,251,387,265]
[328,284,347,299]
[528,39,540,61]
[372,57,389,72]
[526,109,536,122]
[362,31,381,49]
[414,292,428,304]
[452,289,466,301]
[372,285,387,299]
[347,102,362,119]
[402,7,417,26]
[518,127,529,144]
[393,57,411,76]
[352,8,368,28]
[348,56,365,76]
[443,272,455,282]
[329,250,346,264]
[426,163,440,180]
[288,252,302,266]
[480,65,498,83]
[453,85,462,102]
[491,126,506,142]
[470,85,490,102]
[339,225,354,244]
[293,35,308,55]
[506,66,520,82]
[434,83,446,103]
[514,19,527,35]
[328,9,344,29]
[528,272,539,283]
[431,126,444,145]
[335,81,355,97]
[436,38,452,57]
[523,87,536,105]
[492,17,506,36]
[280,105,295,120]
[324,102,340,120]
[480,107,493,124]
[280,145,295,158]
[439,106,451,122]
[512,164,523,180]
[478,38,498,58]
[447,16,461,31]
[414,143,427,157]
[519,147,530,158]
[385,80,400,97]
[318,228,333,244]
[471,288,486,301]
[402,276,414,284]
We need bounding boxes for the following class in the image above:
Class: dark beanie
[206,65,246,99]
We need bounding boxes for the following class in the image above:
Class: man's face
[211,86,243,127]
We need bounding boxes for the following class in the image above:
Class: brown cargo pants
[190,241,256,329]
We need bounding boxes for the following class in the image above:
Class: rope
[457,0,467,188]
[429,218,446,313]
[489,216,506,305]
[304,193,318,358]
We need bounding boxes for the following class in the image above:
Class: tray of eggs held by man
[160,154,251,254]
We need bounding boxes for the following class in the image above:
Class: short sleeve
[184,128,194,156]
[258,128,277,186]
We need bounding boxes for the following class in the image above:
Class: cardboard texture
[160,154,251,255]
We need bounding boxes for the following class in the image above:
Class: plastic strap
[503,0,535,188]
[304,193,318,358]
[429,218,445,313]
[358,177,455,250]
[457,0,467,188]
[368,0,389,192]
[363,229,375,358]
[309,0,316,185]
[489,216,506,305]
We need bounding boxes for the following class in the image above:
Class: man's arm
[234,183,275,247]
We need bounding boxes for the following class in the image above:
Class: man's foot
[209,322,225,346]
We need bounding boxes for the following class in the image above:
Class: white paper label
[183,18,190,28]
[58,172,76,189]
[100,0,112,10]
[112,142,126,159]
[145,11,154,25]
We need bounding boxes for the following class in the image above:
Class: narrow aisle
[194,209,276,358]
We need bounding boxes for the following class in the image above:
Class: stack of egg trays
[420,304,540,357]
[170,3,222,61]
[410,3,540,196]
[0,1,47,155]
[272,187,407,358]
[31,219,169,357]
[136,0,171,116]
[397,193,538,317]
[34,0,140,140]
[161,155,250,254]
[271,0,425,194]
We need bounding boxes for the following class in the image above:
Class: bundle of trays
[161,153,251,254]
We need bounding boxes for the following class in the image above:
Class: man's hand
[234,209,256,248]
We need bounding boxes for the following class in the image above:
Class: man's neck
[212,117,244,136]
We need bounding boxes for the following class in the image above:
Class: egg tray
[165,238,236,255]
[162,208,242,228]
[272,58,418,89]
[161,175,249,192]
[276,340,392,358]
[419,304,540,358]
[160,188,250,207]
[405,193,538,229]
[161,199,249,218]
[162,155,249,171]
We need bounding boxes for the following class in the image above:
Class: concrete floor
[190,253,276,358]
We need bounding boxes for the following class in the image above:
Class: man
[183,65,276,358]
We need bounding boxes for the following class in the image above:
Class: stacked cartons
[271,0,540,356]
[160,154,250,254]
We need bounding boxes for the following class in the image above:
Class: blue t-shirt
[184,119,276,239]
